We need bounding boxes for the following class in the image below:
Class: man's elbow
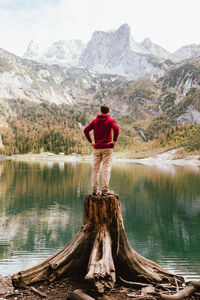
[83,128,88,135]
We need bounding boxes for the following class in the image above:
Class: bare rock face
[177,105,200,124]
[79,24,166,80]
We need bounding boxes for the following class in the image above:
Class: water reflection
[111,163,200,280]
[0,160,92,273]
[0,160,200,280]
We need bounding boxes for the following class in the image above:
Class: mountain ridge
[22,24,200,80]
[0,27,200,155]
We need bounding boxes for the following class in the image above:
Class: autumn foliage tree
[1,99,91,155]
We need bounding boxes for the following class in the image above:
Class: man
[84,104,119,196]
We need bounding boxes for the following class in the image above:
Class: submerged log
[12,194,184,293]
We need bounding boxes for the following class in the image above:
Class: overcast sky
[0,0,200,56]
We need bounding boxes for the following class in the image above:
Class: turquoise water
[0,160,200,280]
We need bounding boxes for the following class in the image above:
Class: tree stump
[12,194,184,293]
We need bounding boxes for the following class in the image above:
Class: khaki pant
[92,148,113,192]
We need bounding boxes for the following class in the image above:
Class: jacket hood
[96,114,110,120]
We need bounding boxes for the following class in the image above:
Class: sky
[0,0,200,56]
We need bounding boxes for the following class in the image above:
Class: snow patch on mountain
[45,39,85,66]
[23,41,46,61]
[38,69,50,82]
[23,39,85,67]
[177,105,200,124]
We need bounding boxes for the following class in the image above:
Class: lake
[0,159,200,281]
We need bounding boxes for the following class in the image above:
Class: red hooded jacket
[84,114,119,149]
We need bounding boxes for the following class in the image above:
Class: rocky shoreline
[7,149,200,167]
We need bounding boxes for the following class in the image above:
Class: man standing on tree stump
[84,104,119,196]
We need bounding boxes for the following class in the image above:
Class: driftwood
[12,194,184,294]
[161,281,200,300]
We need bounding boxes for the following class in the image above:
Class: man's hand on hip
[109,141,116,147]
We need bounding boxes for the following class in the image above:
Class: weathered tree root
[161,281,200,300]
[12,195,184,294]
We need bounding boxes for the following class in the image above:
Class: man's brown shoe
[93,191,100,196]
[101,190,114,196]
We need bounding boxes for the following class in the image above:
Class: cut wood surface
[12,194,184,294]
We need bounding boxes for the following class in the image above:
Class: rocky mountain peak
[79,24,166,79]
[45,39,85,66]
[140,37,169,59]
[23,40,45,60]
[23,39,85,66]
[90,23,131,47]
[142,38,152,48]
[116,23,137,51]
[116,23,131,36]
[169,43,200,62]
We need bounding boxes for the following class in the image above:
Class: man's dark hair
[101,104,110,114]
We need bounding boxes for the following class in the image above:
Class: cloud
[0,0,200,56]
[0,0,64,55]
[54,0,200,51]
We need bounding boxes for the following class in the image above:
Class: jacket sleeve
[84,120,94,143]
[112,120,119,142]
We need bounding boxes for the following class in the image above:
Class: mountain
[169,44,200,63]
[161,57,200,125]
[140,38,169,59]
[0,46,128,109]
[0,38,200,155]
[0,47,72,104]
[0,47,134,155]
[1,45,200,121]
[144,57,200,145]
[1,47,121,106]
[23,39,85,67]
[23,24,172,80]
[23,24,200,80]
[162,57,200,101]
[23,40,45,61]
[45,39,85,66]
[79,24,169,80]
